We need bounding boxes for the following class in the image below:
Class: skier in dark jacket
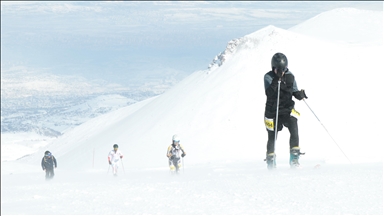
[264,53,307,169]
[41,150,57,179]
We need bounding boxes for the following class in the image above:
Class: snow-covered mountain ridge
[19,22,383,170]
[8,8,383,169]
[210,7,382,71]
[2,7,383,215]
[208,24,335,71]
[289,7,383,45]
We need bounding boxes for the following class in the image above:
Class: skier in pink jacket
[108,144,124,176]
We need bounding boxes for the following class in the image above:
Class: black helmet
[271,53,288,73]
[113,144,118,148]
[44,150,51,156]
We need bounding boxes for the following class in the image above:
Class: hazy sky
[1,1,382,86]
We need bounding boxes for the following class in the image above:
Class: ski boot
[290,146,305,168]
[264,152,276,170]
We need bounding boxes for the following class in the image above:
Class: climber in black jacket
[41,150,57,179]
[263,53,307,169]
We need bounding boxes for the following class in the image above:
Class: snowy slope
[1,8,383,215]
[289,7,383,45]
[19,24,383,170]
[1,161,382,215]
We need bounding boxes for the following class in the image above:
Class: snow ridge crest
[208,25,288,70]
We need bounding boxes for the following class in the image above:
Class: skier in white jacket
[166,134,186,173]
[108,144,124,175]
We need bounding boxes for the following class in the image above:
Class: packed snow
[2,161,382,215]
[1,7,383,215]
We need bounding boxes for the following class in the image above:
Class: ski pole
[274,80,281,150]
[167,158,170,173]
[121,159,125,174]
[303,99,352,164]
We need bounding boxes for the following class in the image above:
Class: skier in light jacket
[108,144,123,176]
[166,134,186,173]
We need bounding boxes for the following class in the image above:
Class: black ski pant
[266,115,299,154]
[45,168,55,179]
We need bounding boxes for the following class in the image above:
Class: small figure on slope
[41,150,57,179]
[263,53,307,169]
[108,144,124,176]
[166,134,186,173]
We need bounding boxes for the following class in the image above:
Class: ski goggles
[275,67,287,73]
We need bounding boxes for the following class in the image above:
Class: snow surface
[2,161,382,215]
[1,7,383,215]
[289,8,383,45]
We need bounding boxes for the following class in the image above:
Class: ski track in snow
[1,161,382,215]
